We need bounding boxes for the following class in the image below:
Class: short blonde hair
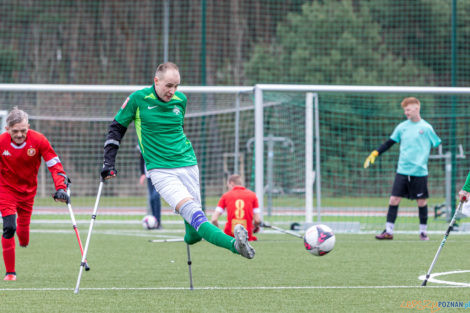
[401,97,420,108]
[228,174,243,186]
[154,62,179,79]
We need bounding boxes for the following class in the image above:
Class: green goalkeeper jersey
[114,85,197,170]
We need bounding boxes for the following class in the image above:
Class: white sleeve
[215,206,225,214]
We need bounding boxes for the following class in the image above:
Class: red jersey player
[0,107,69,281]
[211,175,261,241]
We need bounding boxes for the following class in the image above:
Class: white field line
[418,270,470,287]
[30,229,185,238]
[2,270,470,291]
[0,285,468,292]
[32,206,427,217]
[28,227,470,236]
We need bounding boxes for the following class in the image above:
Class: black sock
[419,205,428,225]
[386,205,399,224]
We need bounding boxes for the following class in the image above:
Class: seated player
[211,174,261,241]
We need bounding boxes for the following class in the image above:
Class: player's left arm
[39,137,69,203]
[427,124,442,148]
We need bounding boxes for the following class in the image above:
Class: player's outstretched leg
[179,201,255,259]
[184,221,202,245]
[233,224,255,259]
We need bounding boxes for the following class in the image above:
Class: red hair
[401,97,420,108]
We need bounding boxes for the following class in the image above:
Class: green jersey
[115,85,197,170]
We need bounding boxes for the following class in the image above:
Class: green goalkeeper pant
[184,221,237,254]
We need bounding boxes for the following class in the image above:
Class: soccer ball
[142,215,158,230]
[303,224,336,256]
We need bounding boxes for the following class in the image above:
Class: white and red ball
[303,224,335,256]
[142,215,158,230]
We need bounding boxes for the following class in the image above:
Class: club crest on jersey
[173,106,181,115]
[27,148,36,156]
[121,97,130,109]
[419,129,424,134]
[2,150,11,156]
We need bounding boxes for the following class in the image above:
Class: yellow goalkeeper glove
[363,150,379,168]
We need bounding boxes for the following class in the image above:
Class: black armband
[377,139,396,155]
[103,119,127,166]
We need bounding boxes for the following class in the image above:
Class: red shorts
[0,189,34,218]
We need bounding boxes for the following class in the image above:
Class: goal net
[1,84,470,233]
[256,85,470,232]
[0,85,259,214]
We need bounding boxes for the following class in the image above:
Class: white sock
[386,222,394,234]
[420,224,427,233]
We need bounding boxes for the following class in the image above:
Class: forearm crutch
[74,181,104,294]
[421,196,466,286]
[66,187,90,271]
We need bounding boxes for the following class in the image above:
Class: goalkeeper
[363,97,441,241]
[101,62,254,259]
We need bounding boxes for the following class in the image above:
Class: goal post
[254,84,470,230]
[0,110,7,133]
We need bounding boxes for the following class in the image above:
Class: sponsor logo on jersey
[148,105,158,110]
[2,150,11,156]
[173,106,181,115]
[27,148,36,156]
[121,97,130,109]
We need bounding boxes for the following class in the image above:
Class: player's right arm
[101,120,127,180]
[364,123,402,169]
[101,96,136,180]
[211,196,227,227]
[211,209,223,228]
[363,139,397,168]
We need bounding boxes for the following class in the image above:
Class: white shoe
[234,224,255,259]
